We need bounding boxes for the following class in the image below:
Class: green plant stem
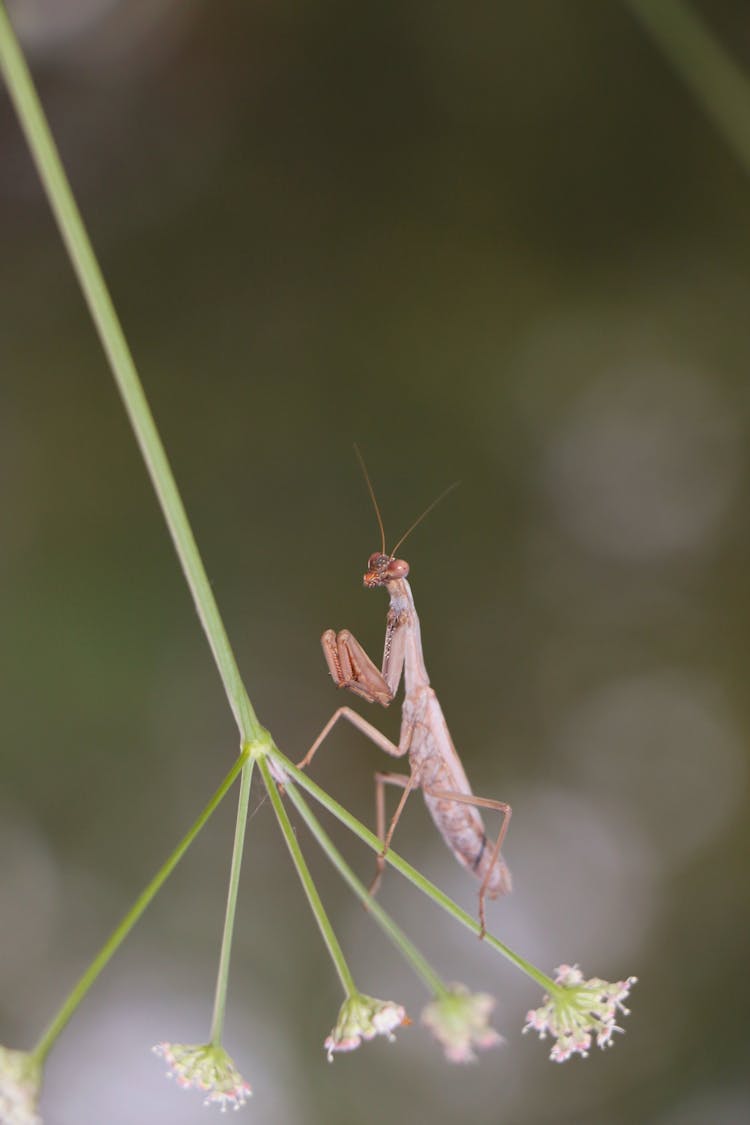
[270,749,554,994]
[258,756,357,998]
[625,0,750,178]
[0,1,263,745]
[32,751,247,1065]
[286,784,447,998]
[209,755,255,1045]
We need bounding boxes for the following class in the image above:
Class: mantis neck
[390,577,430,696]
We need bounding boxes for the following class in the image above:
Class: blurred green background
[2,1,750,1122]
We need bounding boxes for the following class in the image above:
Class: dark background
[2,2,749,1122]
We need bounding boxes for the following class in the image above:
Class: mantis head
[354,444,456,590]
[364,553,410,588]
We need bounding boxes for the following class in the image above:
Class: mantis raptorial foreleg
[320,628,395,706]
[297,623,408,769]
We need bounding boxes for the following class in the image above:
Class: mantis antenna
[353,443,459,558]
[389,480,460,557]
[353,443,386,555]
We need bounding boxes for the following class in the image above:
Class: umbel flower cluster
[421,986,504,1064]
[152,1043,252,1112]
[324,995,407,1060]
[524,966,638,1062]
[147,970,637,1110]
[0,1049,42,1125]
[0,743,639,1124]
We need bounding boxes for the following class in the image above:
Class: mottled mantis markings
[298,457,512,937]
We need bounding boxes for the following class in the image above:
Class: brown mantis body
[298,483,512,936]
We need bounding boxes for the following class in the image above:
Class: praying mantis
[297,459,512,936]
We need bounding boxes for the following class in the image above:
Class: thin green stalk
[0,1,262,744]
[270,749,554,994]
[32,751,247,1065]
[625,0,750,178]
[286,784,447,998]
[209,756,255,1045]
[258,756,357,997]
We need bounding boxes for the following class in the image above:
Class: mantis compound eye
[386,558,409,579]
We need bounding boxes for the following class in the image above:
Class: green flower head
[422,984,503,1064]
[153,1042,251,1111]
[325,993,407,1061]
[0,1047,42,1125]
[524,964,637,1062]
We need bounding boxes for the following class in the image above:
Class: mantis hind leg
[421,786,512,939]
[370,769,421,897]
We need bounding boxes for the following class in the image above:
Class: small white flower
[153,1042,251,1111]
[523,964,637,1062]
[0,1046,42,1125]
[422,984,503,1064]
[324,994,408,1061]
